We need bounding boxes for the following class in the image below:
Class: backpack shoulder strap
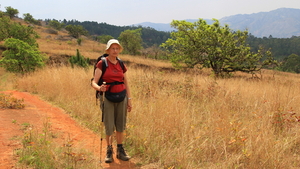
[93,54,107,75]
[101,57,108,70]
[116,57,125,70]
[98,57,108,85]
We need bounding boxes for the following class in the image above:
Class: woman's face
[107,44,121,57]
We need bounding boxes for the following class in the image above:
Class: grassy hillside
[1,19,300,168]
[30,19,172,69]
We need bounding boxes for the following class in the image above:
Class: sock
[117,144,123,148]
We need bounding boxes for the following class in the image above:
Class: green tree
[23,13,41,25]
[0,38,45,74]
[65,25,88,38]
[69,49,89,68]
[48,20,65,30]
[0,15,39,46]
[119,29,143,55]
[0,11,4,18]
[5,6,19,19]
[280,54,300,73]
[97,35,114,44]
[77,38,82,46]
[161,19,275,77]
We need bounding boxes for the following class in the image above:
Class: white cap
[106,39,123,51]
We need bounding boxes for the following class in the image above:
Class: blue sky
[1,0,300,26]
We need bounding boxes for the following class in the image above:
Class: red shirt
[96,58,127,93]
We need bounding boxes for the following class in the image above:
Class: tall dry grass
[13,63,300,168]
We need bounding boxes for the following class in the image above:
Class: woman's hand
[127,99,132,112]
[99,84,107,92]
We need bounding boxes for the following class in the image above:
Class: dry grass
[12,64,300,168]
[37,36,104,59]
[0,68,17,91]
[1,22,300,168]
[127,67,300,168]
[31,24,105,60]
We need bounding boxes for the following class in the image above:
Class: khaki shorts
[100,96,127,136]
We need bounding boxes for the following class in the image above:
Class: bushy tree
[0,15,39,46]
[23,13,41,25]
[0,38,45,74]
[65,25,88,38]
[4,6,19,19]
[97,35,114,44]
[119,29,143,55]
[161,19,275,77]
[48,20,65,30]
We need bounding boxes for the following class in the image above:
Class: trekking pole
[99,82,106,164]
[102,82,106,104]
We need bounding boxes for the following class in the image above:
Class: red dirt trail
[0,90,137,169]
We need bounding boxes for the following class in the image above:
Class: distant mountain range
[134,8,300,38]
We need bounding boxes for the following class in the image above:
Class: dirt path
[0,90,137,169]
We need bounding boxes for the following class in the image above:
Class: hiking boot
[105,145,113,163]
[117,145,130,161]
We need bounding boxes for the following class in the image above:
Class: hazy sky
[1,0,300,26]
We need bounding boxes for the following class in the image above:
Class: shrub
[69,49,89,68]
[0,38,45,74]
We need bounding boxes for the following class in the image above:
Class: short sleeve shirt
[96,59,127,93]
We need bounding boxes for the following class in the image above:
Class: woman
[91,39,132,163]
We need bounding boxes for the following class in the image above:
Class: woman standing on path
[91,39,132,163]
